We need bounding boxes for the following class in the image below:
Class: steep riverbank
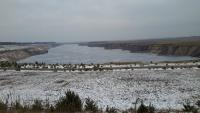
[0,43,60,62]
[79,36,200,57]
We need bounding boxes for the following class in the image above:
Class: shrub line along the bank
[0,60,200,72]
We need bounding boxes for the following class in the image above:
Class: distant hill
[0,42,58,46]
[79,36,200,57]
[0,42,61,62]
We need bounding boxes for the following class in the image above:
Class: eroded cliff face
[149,45,200,57]
[0,46,49,62]
[80,38,200,57]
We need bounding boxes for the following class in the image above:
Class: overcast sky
[0,0,200,42]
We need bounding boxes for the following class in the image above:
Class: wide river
[19,44,195,64]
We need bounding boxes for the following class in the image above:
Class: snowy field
[0,45,33,51]
[0,69,199,110]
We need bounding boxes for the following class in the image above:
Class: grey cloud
[0,0,200,42]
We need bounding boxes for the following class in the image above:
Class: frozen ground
[0,69,199,110]
[0,45,33,51]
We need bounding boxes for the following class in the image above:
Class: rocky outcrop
[149,44,200,57]
[0,46,49,62]
[79,37,200,57]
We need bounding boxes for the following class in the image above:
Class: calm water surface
[19,44,195,64]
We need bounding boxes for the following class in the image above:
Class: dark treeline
[1,61,200,72]
[0,61,105,72]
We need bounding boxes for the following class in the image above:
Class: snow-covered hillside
[0,69,199,110]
